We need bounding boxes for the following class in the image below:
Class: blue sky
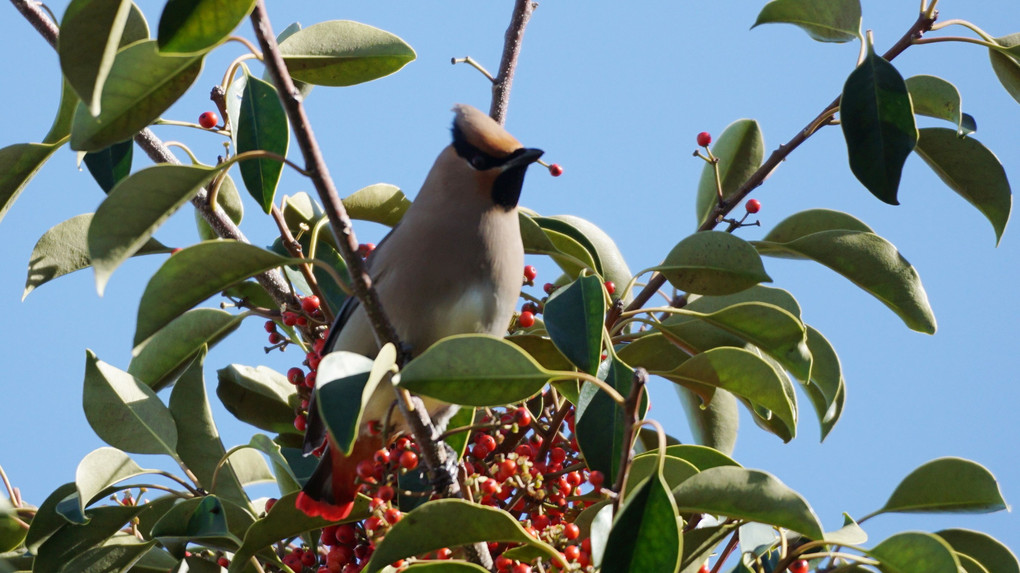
[1,0,1017,555]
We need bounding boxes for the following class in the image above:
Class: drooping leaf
[875,457,1008,515]
[914,128,1012,245]
[695,119,764,226]
[0,142,62,224]
[824,513,867,546]
[803,326,845,440]
[867,532,960,573]
[130,308,244,391]
[672,466,824,539]
[278,20,417,87]
[936,529,1020,573]
[70,40,203,151]
[663,445,741,471]
[543,275,606,374]
[625,453,699,496]
[248,435,305,495]
[89,163,225,294]
[362,499,564,573]
[653,231,771,295]
[547,215,634,303]
[534,216,605,276]
[342,183,411,227]
[315,350,380,455]
[674,386,740,455]
[752,0,861,42]
[236,71,289,213]
[507,335,574,372]
[150,495,246,551]
[217,364,298,435]
[58,0,134,115]
[399,335,553,407]
[157,0,255,54]
[196,174,244,240]
[753,230,936,334]
[24,483,78,552]
[576,356,640,480]
[905,75,975,134]
[761,208,873,241]
[617,332,690,373]
[61,538,158,573]
[82,350,179,455]
[602,472,683,573]
[83,139,134,193]
[133,241,292,346]
[33,505,146,573]
[24,213,168,300]
[44,79,81,145]
[841,42,917,204]
[989,34,1020,105]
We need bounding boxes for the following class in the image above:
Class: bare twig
[611,368,648,512]
[269,205,335,324]
[489,0,538,124]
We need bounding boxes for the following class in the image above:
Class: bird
[295,104,544,521]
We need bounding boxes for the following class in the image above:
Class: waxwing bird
[296,104,544,520]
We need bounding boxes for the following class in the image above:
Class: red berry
[287,367,305,385]
[564,544,581,561]
[374,448,391,465]
[745,198,761,214]
[384,507,402,524]
[518,311,535,328]
[476,433,497,450]
[364,516,383,532]
[512,564,533,573]
[697,131,712,147]
[548,163,564,177]
[523,265,538,282]
[399,450,419,470]
[436,547,452,559]
[564,522,580,540]
[515,443,535,458]
[301,295,321,313]
[495,556,513,571]
[294,414,307,432]
[480,478,501,495]
[543,282,556,294]
[588,470,605,489]
[282,312,299,326]
[377,484,395,501]
[604,280,616,295]
[217,556,230,567]
[199,111,219,129]
[170,247,182,255]
[581,538,592,553]
[514,407,532,427]
[268,332,283,344]
[473,442,491,459]
[699,565,711,573]
[549,447,567,464]
[358,243,376,258]
[263,320,276,333]
[302,551,317,566]
[328,545,354,566]
[265,498,277,513]
[304,370,317,388]
[356,460,377,480]
[335,524,357,545]
[789,560,809,573]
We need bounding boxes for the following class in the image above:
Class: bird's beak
[503,148,545,171]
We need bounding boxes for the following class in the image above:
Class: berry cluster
[514,266,616,332]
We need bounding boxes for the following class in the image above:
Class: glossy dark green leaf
[989,34,1020,105]
[70,41,203,151]
[804,326,845,440]
[363,499,563,573]
[44,79,80,145]
[576,356,639,479]
[0,142,62,224]
[654,231,771,295]
[130,308,244,391]
[534,216,605,276]
[754,230,936,334]
[83,350,178,455]
[216,364,298,435]
[315,350,378,454]
[695,119,764,226]
[548,215,633,303]
[876,457,1007,515]
[905,75,975,134]
[196,175,244,240]
[543,275,606,374]
[672,466,824,539]
[83,139,133,193]
[236,72,289,213]
[936,529,1020,573]
[24,213,168,300]
[58,0,133,114]
[602,472,682,573]
[841,43,917,204]
[680,522,740,573]
[61,538,158,573]
[278,20,416,87]
[343,183,411,227]
[399,335,552,407]
[663,444,741,471]
[33,505,145,573]
[89,163,225,293]
[168,350,250,506]
[914,128,1012,245]
[507,335,574,372]
[133,241,292,346]
[752,0,861,42]
[150,495,246,551]
[157,0,255,54]
[868,532,959,573]
[763,208,873,241]
[24,483,77,552]
[626,453,699,496]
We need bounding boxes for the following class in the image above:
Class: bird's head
[449,104,544,210]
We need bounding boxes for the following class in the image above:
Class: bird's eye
[471,155,487,169]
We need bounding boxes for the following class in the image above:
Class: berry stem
[269,204,335,324]
[451,56,496,83]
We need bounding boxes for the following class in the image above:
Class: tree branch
[621,11,938,317]
[489,0,537,124]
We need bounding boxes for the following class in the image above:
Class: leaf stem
[551,371,626,404]
[913,35,1005,51]
[0,464,18,505]
[270,204,336,323]
[226,35,263,58]
[930,18,996,41]
[451,57,495,82]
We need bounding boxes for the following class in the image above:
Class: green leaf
[133,241,292,346]
[24,213,168,301]
[534,216,605,276]
[83,139,134,193]
[763,208,873,241]
[678,386,740,456]
[89,164,225,294]
[547,215,634,303]
[83,350,179,455]
[824,513,867,546]
[58,0,134,115]
[803,326,845,440]
[672,466,824,539]
[753,230,936,334]
[936,529,1020,573]
[278,20,416,87]
[541,226,600,277]
[362,499,563,573]
[71,447,150,517]
[576,356,640,480]
[617,332,690,373]
[70,40,203,151]
[868,532,960,573]
[876,457,1008,515]
[150,496,246,551]
[248,435,305,496]
[914,128,1012,245]
[216,364,298,435]
[680,522,740,573]
[196,174,244,240]
[315,350,379,454]
[169,350,250,506]
[399,335,552,407]
[236,71,289,213]
[752,0,861,42]
[343,183,411,227]
[507,335,574,372]
[602,472,683,573]
[44,79,81,145]
[157,0,255,54]
[989,34,1020,105]
[653,231,771,295]
[905,75,975,134]
[663,444,741,471]
[130,308,244,391]
[61,538,158,573]
[0,142,62,224]
[543,276,606,374]
[33,505,146,573]
[625,453,699,496]
[25,483,78,552]
[402,563,490,572]
[840,42,918,204]
[695,119,764,226]
[0,497,26,553]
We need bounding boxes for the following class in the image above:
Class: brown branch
[269,204,335,324]
[611,368,648,512]
[9,0,297,311]
[489,0,537,124]
[620,11,938,318]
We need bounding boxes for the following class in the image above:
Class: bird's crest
[451,104,523,159]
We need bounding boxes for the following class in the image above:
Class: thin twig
[611,368,648,512]
[270,204,335,324]
[489,0,537,124]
